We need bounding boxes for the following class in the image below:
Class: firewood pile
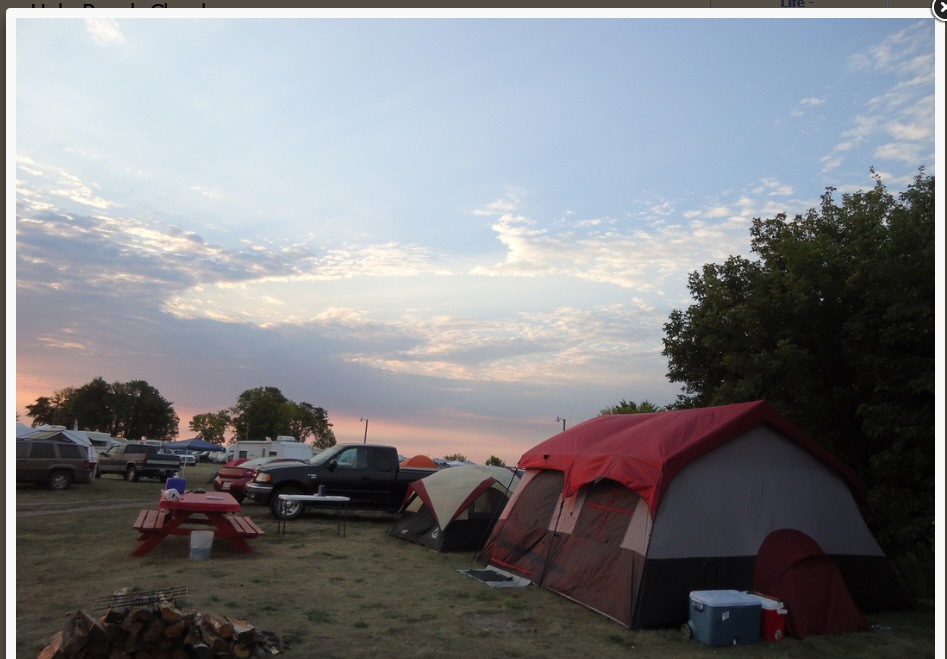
[37,598,285,659]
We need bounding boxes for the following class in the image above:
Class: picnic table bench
[133,509,169,537]
[224,514,266,538]
[131,492,265,557]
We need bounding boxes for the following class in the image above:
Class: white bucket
[189,530,214,560]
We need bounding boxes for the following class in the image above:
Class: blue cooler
[687,590,761,646]
[165,476,186,495]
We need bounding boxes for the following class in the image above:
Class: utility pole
[556,416,566,432]
[360,417,369,444]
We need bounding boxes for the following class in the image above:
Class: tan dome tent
[389,465,520,552]
[478,401,911,629]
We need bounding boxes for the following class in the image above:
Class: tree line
[189,386,336,449]
[26,376,180,441]
[25,382,336,448]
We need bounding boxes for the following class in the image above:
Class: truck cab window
[336,447,367,469]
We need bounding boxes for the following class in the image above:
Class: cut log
[230,619,256,645]
[158,602,185,624]
[142,618,165,645]
[163,619,187,639]
[36,631,64,659]
[201,612,235,639]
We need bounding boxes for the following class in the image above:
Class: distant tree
[189,411,232,445]
[69,376,113,431]
[25,377,179,440]
[229,386,290,441]
[661,170,934,596]
[485,455,506,467]
[108,380,179,440]
[285,401,337,449]
[25,388,75,427]
[226,387,337,449]
[599,399,664,415]
[443,453,467,462]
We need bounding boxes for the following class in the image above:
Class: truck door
[322,446,372,504]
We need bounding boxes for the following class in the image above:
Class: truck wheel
[47,470,72,490]
[271,487,303,520]
[126,465,139,482]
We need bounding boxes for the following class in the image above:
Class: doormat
[457,567,530,588]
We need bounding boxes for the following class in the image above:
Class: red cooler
[748,592,787,641]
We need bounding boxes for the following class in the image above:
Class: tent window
[573,479,638,545]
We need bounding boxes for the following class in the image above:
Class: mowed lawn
[13,463,935,658]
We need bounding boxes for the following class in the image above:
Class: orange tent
[401,454,438,469]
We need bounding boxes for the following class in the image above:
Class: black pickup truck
[244,443,437,519]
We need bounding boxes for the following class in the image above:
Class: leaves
[25,377,179,440]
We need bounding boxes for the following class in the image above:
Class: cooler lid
[689,589,761,608]
[745,592,784,610]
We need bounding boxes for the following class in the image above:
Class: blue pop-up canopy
[164,437,226,452]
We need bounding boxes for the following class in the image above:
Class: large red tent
[480,401,911,629]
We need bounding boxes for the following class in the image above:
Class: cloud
[85,18,125,46]
[342,301,668,386]
[821,22,933,176]
[847,21,931,75]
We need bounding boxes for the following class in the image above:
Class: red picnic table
[131,491,265,557]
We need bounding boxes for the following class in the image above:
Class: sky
[9,10,943,466]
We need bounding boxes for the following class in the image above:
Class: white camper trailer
[223,437,313,463]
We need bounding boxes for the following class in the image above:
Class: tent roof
[164,438,225,451]
[518,400,864,514]
[401,454,439,468]
[17,428,93,446]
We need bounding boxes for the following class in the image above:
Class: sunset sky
[10,10,941,465]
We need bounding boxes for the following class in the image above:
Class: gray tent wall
[633,424,904,627]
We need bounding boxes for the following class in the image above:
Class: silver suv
[16,439,95,490]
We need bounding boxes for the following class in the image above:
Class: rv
[223,437,314,463]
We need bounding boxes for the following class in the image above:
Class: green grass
[14,463,936,658]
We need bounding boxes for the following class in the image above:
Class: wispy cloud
[823,20,933,175]
[85,18,125,46]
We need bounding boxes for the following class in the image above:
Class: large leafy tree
[661,170,934,595]
[25,377,179,441]
[25,387,76,427]
[189,410,232,445]
[226,387,337,448]
[229,386,290,441]
[285,401,337,448]
[109,380,180,440]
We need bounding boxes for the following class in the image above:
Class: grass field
[13,463,935,658]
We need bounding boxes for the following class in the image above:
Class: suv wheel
[126,465,139,482]
[47,470,72,490]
